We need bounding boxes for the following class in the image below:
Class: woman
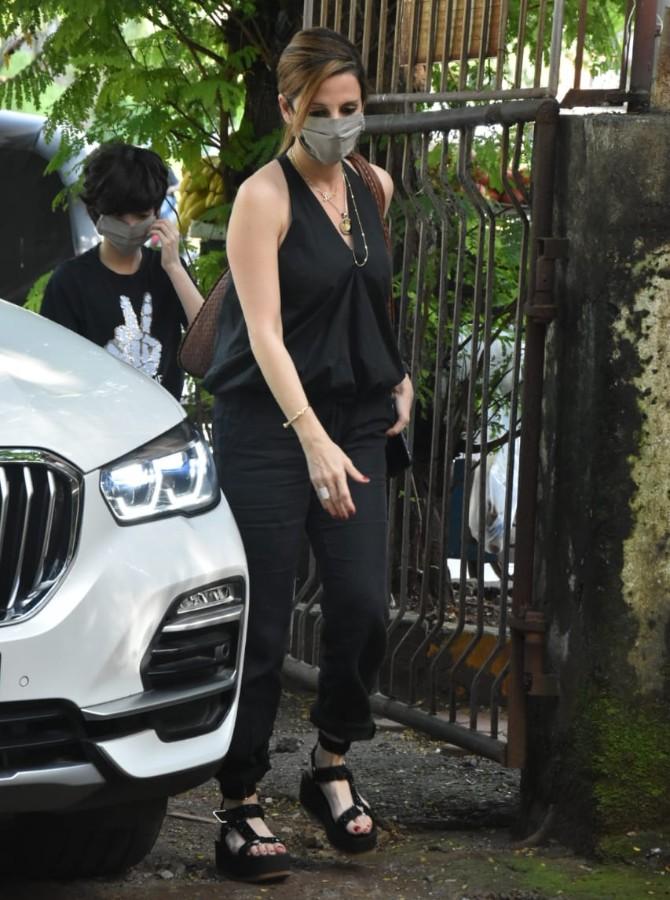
[203,26,413,883]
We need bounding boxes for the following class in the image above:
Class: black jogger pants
[212,388,394,799]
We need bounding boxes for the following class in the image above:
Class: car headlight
[100,422,219,523]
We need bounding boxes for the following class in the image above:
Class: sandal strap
[213,803,264,827]
[213,804,284,856]
[351,785,370,813]
[336,804,367,828]
[309,744,373,826]
[311,762,354,784]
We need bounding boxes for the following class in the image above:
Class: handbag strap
[347,152,390,250]
[347,152,394,327]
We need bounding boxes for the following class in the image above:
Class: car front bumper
[0,471,247,811]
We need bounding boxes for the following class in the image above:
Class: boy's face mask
[96,214,156,256]
[300,112,365,165]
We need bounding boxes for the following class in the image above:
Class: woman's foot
[214,796,290,883]
[312,744,374,836]
[221,795,288,857]
[299,743,378,853]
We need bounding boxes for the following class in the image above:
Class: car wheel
[0,797,167,877]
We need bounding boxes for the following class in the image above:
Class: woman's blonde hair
[277,27,368,153]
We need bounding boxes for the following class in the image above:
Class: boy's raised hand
[149,218,181,274]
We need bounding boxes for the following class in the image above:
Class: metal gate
[285,97,560,768]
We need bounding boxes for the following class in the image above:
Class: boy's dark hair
[80,142,168,222]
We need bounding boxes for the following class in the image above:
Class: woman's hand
[149,218,181,273]
[302,434,369,520]
[387,374,413,436]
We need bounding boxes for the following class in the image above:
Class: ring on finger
[317,486,330,501]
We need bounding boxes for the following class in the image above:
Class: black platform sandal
[299,745,378,853]
[213,803,291,883]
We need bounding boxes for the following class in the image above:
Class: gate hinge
[509,610,560,697]
[525,236,569,323]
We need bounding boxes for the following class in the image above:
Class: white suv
[0,299,247,877]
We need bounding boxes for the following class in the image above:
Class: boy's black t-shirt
[41,246,188,399]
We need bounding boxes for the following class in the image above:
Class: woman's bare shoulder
[236,159,288,206]
[369,163,394,196]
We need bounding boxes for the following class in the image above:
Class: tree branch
[147,2,227,67]
[166,99,219,147]
[153,36,220,143]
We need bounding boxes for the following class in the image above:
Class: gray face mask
[300,112,365,165]
[96,214,156,256]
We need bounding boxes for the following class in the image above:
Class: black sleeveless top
[203,154,405,401]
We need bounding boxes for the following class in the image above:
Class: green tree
[0,1,302,240]
[1,1,302,430]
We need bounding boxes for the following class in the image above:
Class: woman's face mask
[300,112,365,165]
[96,213,156,256]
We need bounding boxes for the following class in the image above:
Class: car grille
[0,451,82,626]
[0,701,87,773]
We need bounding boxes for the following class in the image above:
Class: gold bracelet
[282,404,310,429]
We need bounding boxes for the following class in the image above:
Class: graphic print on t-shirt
[105,293,163,381]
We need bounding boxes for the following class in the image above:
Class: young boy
[41,142,202,400]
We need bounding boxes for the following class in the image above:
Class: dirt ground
[4,687,670,900]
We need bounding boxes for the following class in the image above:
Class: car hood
[0,300,185,472]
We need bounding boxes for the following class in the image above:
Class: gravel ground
[4,687,669,900]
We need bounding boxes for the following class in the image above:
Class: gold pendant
[340,215,352,235]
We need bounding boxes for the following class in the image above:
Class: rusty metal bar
[413,141,453,714]
[302,0,315,28]
[428,144,470,717]
[494,0,510,90]
[472,123,529,734]
[400,134,440,704]
[514,0,529,89]
[363,99,550,135]
[629,0,659,111]
[389,0,404,94]
[620,0,636,91]
[333,0,342,32]
[458,0,474,90]
[561,88,630,109]
[574,0,589,90]
[387,136,426,698]
[505,98,559,768]
[347,0,356,43]
[361,0,374,75]
[533,0,548,90]
[368,87,552,104]
[548,0,565,96]
[375,0,389,94]
[446,131,490,725]
[476,0,491,89]
[438,0,456,92]
[284,657,507,762]
[424,0,440,91]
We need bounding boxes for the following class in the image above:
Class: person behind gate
[203,26,413,883]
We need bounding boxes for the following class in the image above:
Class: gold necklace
[288,148,352,235]
[342,167,369,268]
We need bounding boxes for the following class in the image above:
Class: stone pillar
[523,112,670,854]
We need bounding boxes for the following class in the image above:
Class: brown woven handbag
[177,268,230,379]
[177,153,389,379]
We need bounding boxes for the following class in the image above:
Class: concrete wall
[525,113,670,853]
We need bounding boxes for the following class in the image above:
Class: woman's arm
[226,170,368,520]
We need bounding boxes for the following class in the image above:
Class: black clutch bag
[386,431,412,478]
